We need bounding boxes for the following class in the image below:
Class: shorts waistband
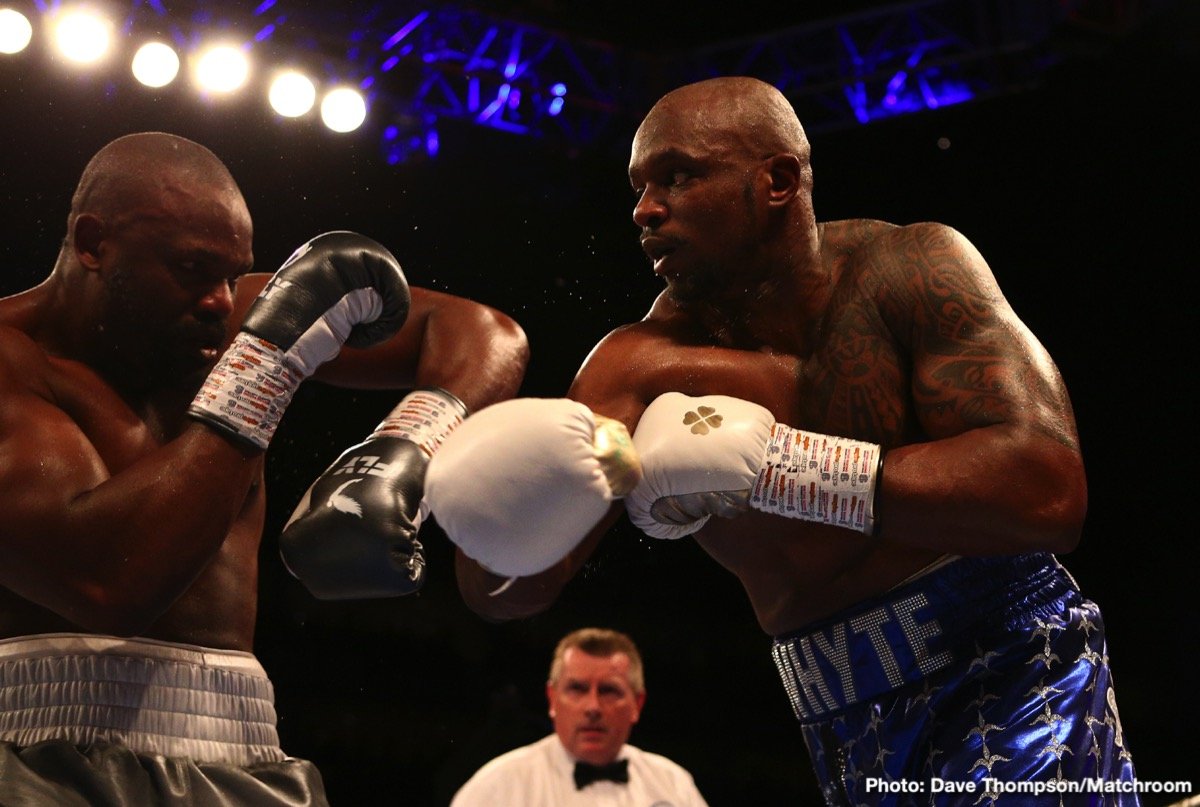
[0,633,284,766]
[771,553,1079,722]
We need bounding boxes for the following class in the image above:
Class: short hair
[548,627,645,695]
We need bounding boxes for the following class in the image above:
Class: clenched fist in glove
[280,388,467,599]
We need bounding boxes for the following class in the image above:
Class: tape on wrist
[370,388,467,457]
[750,423,882,535]
[189,332,301,450]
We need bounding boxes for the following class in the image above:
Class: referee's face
[547,649,646,766]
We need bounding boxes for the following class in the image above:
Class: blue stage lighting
[383,12,428,51]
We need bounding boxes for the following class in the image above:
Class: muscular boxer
[428,78,1139,804]
[0,132,527,806]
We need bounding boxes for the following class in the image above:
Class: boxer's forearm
[872,426,1086,555]
[453,509,617,622]
[411,294,528,413]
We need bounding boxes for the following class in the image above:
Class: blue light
[467,78,480,112]
[425,129,439,156]
[381,55,400,72]
[548,97,564,116]
[861,74,977,122]
[254,24,275,43]
[383,12,430,51]
[253,0,277,15]
[478,84,511,122]
[551,83,566,97]
[503,28,522,79]
[845,83,869,124]
[918,75,939,109]
[361,76,375,90]
[384,125,399,140]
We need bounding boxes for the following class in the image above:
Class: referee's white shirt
[450,734,710,807]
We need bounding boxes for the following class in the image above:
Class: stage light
[51,9,112,65]
[194,44,250,94]
[131,42,179,88]
[0,8,32,55]
[269,70,316,117]
[320,87,366,133]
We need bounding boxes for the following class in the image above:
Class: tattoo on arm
[888,225,1077,446]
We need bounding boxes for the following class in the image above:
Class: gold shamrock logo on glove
[682,406,723,435]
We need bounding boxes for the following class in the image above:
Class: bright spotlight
[0,8,33,55]
[52,9,112,65]
[269,71,316,118]
[320,87,367,133]
[131,42,179,88]
[194,44,249,94]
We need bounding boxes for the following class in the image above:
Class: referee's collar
[550,734,629,775]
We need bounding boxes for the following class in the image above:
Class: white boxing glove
[626,392,883,539]
[424,398,640,577]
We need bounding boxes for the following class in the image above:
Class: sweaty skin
[0,132,529,650]
[455,77,1085,635]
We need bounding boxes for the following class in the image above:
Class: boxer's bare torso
[570,219,1078,635]
[0,277,270,651]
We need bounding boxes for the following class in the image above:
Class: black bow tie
[574,759,629,789]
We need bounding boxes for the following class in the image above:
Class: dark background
[1,1,1197,804]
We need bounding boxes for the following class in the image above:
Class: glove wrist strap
[370,388,467,457]
[188,332,300,450]
[750,423,883,535]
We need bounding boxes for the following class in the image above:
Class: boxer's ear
[73,214,105,271]
[763,153,801,208]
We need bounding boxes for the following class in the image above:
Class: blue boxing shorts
[0,633,327,807]
[771,553,1138,806]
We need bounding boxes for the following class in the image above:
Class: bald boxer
[0,132,527,806]
[427,77,1139,805]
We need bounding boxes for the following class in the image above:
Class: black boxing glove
[279,388,466,599]
[189,231,410,449]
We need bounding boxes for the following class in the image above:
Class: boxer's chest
[796,318,915,449]
[670,316,916,448]
[48,357,181,471]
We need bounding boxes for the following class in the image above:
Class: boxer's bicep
[0,385,111,599]
[568,328,662,435]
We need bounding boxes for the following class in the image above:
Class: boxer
[425,77,1139,805]
[0,132,528,806]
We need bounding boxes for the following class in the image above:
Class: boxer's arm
[870,222,1086,554]
[307,285,529,410]
[0,343,260,635]
[453,506,621,622]
[0,233,409,633]
[272,282,527,600]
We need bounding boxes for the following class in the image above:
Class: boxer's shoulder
[0,323,70,406]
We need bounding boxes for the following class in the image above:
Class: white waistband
[0,633,284,766]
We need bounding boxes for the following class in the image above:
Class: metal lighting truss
[66,0,1164,161]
